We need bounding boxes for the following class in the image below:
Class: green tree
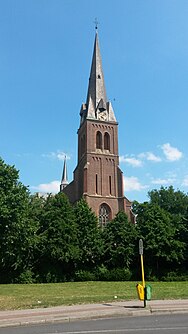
[26,194,46,281]
[102,211,137,269]
[148,187,188,272]
[36,192,79,282]
[135,202,186,278]
[74,198,103,270]
[148,186,188,216]
[0,158,37,282]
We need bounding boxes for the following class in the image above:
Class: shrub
[74,270,96,281]
[15,269,35,284]
[161,271,188,282]
[107,268,132,281]
[95,265,110,281]
[74,267,132,282]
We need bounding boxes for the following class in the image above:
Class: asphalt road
[0,314,188,334]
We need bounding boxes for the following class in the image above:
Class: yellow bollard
[136,284,145,300]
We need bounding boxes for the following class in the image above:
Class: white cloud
[120,156,142,167]
[161,143,183,161]
[166,171,177,179]
[120,151,161,167]
[139,152,161,162]
[42,151,70,161]
[123,176,147,191]
[151,178,174,185]
[57,152,71,161]
[31,180,60,194]
[182,176,188,187]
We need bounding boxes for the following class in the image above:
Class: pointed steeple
[60,156,69,192]
[86,31,107,114]
[80,31,116,123]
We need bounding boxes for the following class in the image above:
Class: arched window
[109,175,112,195]
[96,131,102,149]
[104,132,110,150]
[96,174,98,194]
[99,203,111,227]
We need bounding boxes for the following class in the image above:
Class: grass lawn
[0,281,187,311]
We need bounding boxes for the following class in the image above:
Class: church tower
[60,156,69,191]
[61,30,133,225]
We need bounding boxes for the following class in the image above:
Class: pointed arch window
[109,175,112,195]
[99,203,111,227]
[96,131,102,149]
[96,174,98,194]
[104,132,110,150]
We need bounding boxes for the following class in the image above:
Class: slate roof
[80,31,117,123]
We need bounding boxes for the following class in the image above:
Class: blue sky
[1,0,188,203]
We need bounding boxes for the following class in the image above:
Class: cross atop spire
[94,17,99,30]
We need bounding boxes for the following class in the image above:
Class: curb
[0,308,188,328]
[150,308,188,315]
[0,302,188,328]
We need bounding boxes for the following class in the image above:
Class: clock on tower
[98,110,108,121]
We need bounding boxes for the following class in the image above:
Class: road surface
[0,313,188,334]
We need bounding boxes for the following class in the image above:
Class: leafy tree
[148,186,188,216]
[0,158,37,282]
[135,202,186,278]
[74,198,103,270]
[102,211,138,269]
[36,192,79,282]
[148,187,188,270]
[28,193,46,222]
[25,194,47,281]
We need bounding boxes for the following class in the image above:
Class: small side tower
[60,156,69,192]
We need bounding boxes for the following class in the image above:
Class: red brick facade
[62,32,134,224]
[63,118,133,223]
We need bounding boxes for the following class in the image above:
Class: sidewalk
[0,299,188,328]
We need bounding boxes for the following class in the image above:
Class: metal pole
[140,253,146,308]
[139,239,146,308]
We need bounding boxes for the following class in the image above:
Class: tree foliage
[134,186,188,279]
[148,186,188,216]
[0,158,37,282]
[102,211,137,269]
[0,157,188,282]
[136,203,185,275]
[36,192,79,282]
[74,198,103,269]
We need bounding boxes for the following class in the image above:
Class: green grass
[0,281,187,311]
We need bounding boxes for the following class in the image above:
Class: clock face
[98,111,107,121]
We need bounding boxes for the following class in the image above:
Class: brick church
[60,30,134,225]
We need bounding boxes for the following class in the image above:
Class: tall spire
[86,31,107,114]
[80,31,117,123]
[60,156,69,192]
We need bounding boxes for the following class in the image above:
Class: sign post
[139,239,146,308]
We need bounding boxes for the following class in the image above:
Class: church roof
[86,31,107,114]
[80,31,117,123]
[61,156,69,187]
